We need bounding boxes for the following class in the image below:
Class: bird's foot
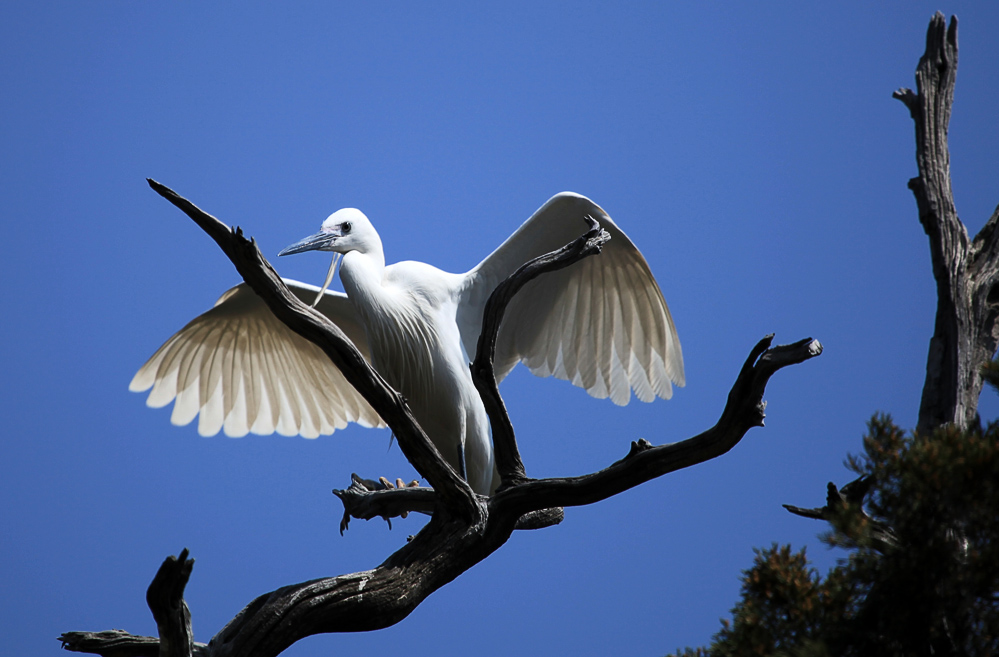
[334,473,435,534]
[378,477,421,517]
[378,476,421,490]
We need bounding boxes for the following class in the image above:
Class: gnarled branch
[63,185,820,657]
[145,179,480,522]
[789,12,999,554]
[471,214,611,489]
[59,630,208,657]
[146,549,196,657]
[784,476,897,553]
[64,334,818,657]
[492,337,822,515]
[893,13,999,432]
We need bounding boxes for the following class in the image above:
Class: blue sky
[3,3,998,656]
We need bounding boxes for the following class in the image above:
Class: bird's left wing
[457,192,684,405]
[129,280,385,438]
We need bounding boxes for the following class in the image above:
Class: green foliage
[717,545,853,657]
[837,415,999,655]
[667,544,857,657]
[671,416,999,657]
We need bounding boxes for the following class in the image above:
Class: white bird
[130,193,684,494]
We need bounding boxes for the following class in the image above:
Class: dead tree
[893,13,999,435]
[59,182,820,657]
[786,12,999,532]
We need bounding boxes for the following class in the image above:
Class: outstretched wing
[129,280,385,438]
[457,192,684,405]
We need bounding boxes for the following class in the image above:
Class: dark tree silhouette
[672,13,999,657]
[58,189,819,657]
[890,14,999,435]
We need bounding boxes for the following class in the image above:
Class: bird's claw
[378,476,421,490]
[378,477,421,517]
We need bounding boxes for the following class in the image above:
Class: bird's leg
[456,444,467,480]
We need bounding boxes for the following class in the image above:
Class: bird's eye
[342,222,352,234]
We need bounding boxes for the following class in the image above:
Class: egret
[130,193,684,494]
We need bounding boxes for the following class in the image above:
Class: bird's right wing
[458,193,683,406]
[129,280,385,438]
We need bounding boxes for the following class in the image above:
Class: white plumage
[131,192,684,493]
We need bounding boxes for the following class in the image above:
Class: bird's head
[278,208,379,257]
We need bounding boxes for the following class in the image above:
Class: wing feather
[222,318,242,429]
[458,192,684,405]
[199,323,229,436]
[223,320,250,438]
[275,332,307,436]
[130,280,386,437]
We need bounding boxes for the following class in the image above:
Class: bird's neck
[339,249,387,306]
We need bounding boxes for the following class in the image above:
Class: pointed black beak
[278,229,340,256]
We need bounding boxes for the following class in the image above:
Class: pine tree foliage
[668,544,857,657]
[670,416,999,657]
[840,416,999,655]
[668,12,999,656]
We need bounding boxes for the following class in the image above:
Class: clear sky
[2,3,998,656]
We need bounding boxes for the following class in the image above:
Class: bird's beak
[278,229,341,256]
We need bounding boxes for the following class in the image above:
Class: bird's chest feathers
[340,258,464,404]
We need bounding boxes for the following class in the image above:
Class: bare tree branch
[64,334,818,657]
[146,549,196,657]
[491,337,822,515]
[471,214,611,489]
[145,179,480,522]
[60,552,209,657]
[892,13,999,432]
[784,477,897,553]
[62,185,820,657]
[59,630,208,657]
[333,475,565,533]
[333,474,438,534]
[788,12,999,559]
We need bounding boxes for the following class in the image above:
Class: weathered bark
[783,476,897,553]
[144,180,481,523]
[62,184,821,657]
[60,549,209,657]
[470,213,610,489]
[786,13,999,550]
[893,13,999,434]
[146,549,197,657]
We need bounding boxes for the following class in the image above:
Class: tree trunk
[893,13,999,433]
